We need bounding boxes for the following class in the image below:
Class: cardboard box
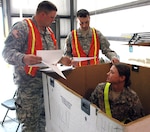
[42,63,150,132]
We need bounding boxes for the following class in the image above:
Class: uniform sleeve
[64,32,73,57]
[2,21,28,66]
[128,92,145,121]
[97,30,119,60]
[89,83,105,108]
[89,86,99,106]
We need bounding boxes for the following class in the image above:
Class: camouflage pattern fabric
[2,17,55,132]
[64,28,119,60]
[89,82,145,123]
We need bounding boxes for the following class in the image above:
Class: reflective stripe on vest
[72,28,99,67]
[25,19,42,76]
[73,30,81,66]
[104,82,112,117]
[92,28,98,64]
[47,27,58,49]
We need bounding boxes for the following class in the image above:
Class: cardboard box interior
[45,63,150,116]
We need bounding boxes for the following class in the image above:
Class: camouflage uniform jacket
[64,28,118,60]
[2,17,56,85]
[90,82,145,122]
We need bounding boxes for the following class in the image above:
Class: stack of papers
[30,50,96,79]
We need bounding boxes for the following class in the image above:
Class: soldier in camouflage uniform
[2,1,61,132]
[90,63,145,123]
[64,9,119,67]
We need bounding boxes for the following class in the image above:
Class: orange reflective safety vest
[24,19,57,76]
[72,28,100,67]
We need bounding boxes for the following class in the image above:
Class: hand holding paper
[30,50,97,79]
[37,50,68,79]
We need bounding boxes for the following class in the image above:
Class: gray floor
[0,120,21,132]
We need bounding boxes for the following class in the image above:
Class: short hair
[76,9,90,17]
[36,1,57,14]
[114,63,131,87]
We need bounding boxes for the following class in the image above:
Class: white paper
[47,64,67,79]
[73,57,96,61]
[37,50,63,64]
[41,61,70,79]
[57,64,73,71]
[30,50,95,79]
[30,62,47,67]
[40,64,73,72]
[39,62,73,79]
[29,50,67,79]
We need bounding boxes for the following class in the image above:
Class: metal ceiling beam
[90,0,150,15]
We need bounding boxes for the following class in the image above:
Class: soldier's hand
[23,54,42,65]
[111,57,119,64]
[59,56,72,66]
